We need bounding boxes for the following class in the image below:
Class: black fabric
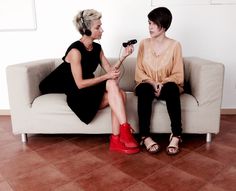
[183,80,191,94]
[135,82,182,137]
[39,41,106,124]
[135,83,154,138]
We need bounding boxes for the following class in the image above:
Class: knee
[135,83,154,98]
[163,83,180,100]
[106,80,119,92]
[164,82,179,94]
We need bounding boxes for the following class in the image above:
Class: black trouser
[135,82,182,138]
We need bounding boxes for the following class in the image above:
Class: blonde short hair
[73,9,102,35]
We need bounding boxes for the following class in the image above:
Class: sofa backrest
[54,57,189,93]
[107,57,190,92]
[53,58,136,92]
[105,58,136,92]
[118,58,137,91]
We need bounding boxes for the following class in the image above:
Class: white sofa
[6,57,224,143]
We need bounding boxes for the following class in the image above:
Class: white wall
[1,0,236,110]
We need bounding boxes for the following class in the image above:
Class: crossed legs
[99,80,127,134]
[100,79,139,154]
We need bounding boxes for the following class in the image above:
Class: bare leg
[106,80,127,124]
[111,90,126,135]
[100,83,139,153]
[111,111,119,135]
[100,80,127,135]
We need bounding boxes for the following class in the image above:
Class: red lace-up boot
[119,123,139,148]
[109,135,140,154]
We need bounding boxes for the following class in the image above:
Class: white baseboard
[1,109,236,116]
[221,109,236,115]
[0,109,10,115]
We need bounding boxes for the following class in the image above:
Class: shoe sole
[110,147,140,154]
[119,138,138,148]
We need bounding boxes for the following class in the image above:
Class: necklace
[151,37,169,56]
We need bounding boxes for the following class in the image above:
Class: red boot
[109,135,140,154]
[120,123,139,148]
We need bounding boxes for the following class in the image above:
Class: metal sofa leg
[206,133,212,143]
[21,133,28,143]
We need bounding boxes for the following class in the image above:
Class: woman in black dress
[39,9,139,154]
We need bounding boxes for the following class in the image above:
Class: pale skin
[142,20,180,153]
[65,19,134,136]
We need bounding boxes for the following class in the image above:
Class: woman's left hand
[114,45,134,70]
[121,45,134,60]
[154,83,163,97]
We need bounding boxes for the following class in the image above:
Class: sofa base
[21,133,28,143]
[20,132,212,143]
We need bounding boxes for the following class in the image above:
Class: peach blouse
[135,38,184,93]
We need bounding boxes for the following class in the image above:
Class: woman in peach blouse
[135,7,184,155]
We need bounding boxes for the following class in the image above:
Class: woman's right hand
[147,81,162,97]
[153,83,163,97]
[106,68,120,80]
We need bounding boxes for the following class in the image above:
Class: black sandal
[140,136,160,154]
[166,134,182,155]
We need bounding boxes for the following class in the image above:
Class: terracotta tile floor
[0,115,236,191]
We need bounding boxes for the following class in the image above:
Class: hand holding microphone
[115,39,138,70]
[122,39,137,57]
[122,39,137,47]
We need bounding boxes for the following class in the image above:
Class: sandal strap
[169,137,181,147]
[169,134,182,142]
[167,135,181,155]
[147,143,159,151]
[141,137,160,151]
[140,136,149,146]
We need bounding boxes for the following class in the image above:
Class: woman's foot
[110,135,140,154]
[166,134,182,155]
[140,136,160,154]
[120,123,139,148]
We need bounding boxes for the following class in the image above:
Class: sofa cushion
[152,93,198,112]
[32,92,198,116]
[32,94,71,114]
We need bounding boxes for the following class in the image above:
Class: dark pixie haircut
[148,7,172,31]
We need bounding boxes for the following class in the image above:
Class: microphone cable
[116,45,125,82]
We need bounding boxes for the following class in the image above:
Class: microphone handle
[122,39,137,47]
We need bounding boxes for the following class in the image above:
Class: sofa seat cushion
[179,93,198,111]
[127,92,198,113]
[32,94,72,114]
[32,92,198,116]
[150,93,198,113]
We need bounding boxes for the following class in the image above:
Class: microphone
[122,39,137,47]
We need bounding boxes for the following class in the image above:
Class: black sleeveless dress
[39,41,106,124]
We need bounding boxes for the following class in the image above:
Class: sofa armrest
[183,57,224,106]
[6,59,58,111]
